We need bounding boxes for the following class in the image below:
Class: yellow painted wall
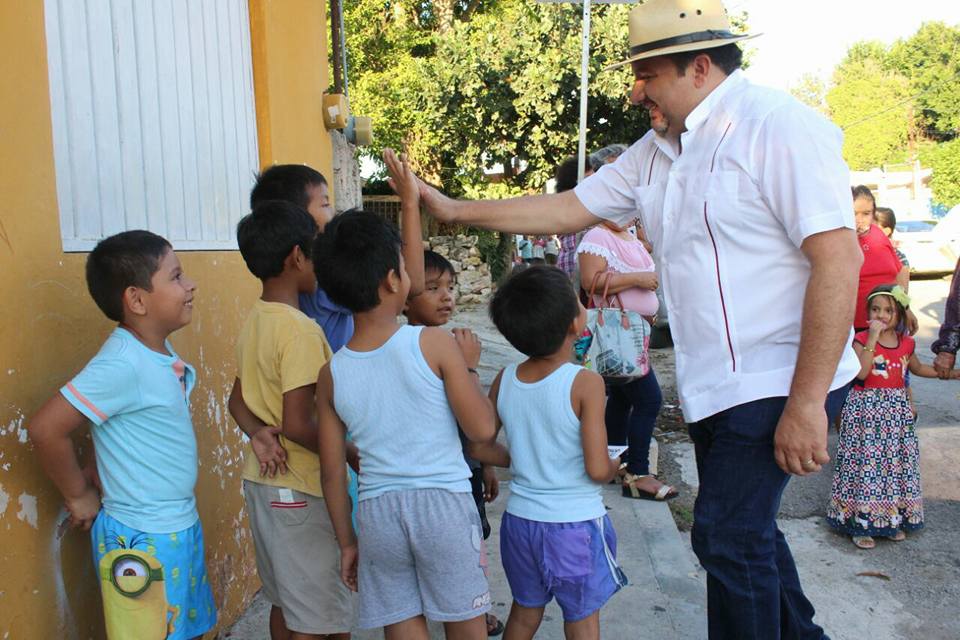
[250,0,336,205]
[0,1,332,637]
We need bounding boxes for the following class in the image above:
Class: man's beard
[650,111,669,135]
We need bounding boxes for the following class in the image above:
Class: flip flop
[888,530,906,542]
[486,613,504,637]
[622,473,678,501]
[852,536,875,549]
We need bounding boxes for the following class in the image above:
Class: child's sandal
[852,535,875,549]
[888,530,906,542]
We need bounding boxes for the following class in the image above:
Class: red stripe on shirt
[65,382,108,422]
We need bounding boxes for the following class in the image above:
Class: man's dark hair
[554,155,591,193]
[250,164,327,209]
[237,201,318,280]
[424,250,455,279]
[489,266,580,358]
[86,230,172,322]
[874,206,897,231]
[667,43,743,76]
[313,211,402,312]
[852,185,876,211]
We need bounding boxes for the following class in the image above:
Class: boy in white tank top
[405,248,505,637]
[312,207,498,639]
[478,266,627,640]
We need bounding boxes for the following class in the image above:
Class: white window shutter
[44,0,259,252]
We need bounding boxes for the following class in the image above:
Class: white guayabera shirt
[575,70,860,422]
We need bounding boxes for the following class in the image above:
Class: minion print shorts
[91,511,217,640]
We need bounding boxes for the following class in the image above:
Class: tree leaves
[345,0,648,198]
[822,21,960,207]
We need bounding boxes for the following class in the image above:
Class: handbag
[574,271,651,380]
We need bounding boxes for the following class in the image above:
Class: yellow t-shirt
[237,299,333,497]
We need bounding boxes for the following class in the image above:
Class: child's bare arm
[909,352,958,379]
[281,385,319,453]
[469,441,510,467]
[468,369,510,467]
[385,148,425,297]
[228,378,287,477]
[852,324,884,380]
[573,370,619,483]
[27,395,100,530]
[316,365,358,590]
[422,327,496,443]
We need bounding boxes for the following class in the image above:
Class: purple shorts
[500,513,627,622]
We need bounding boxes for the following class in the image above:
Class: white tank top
[330,325,471,501]
[499,362,606,522]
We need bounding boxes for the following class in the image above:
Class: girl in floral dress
[828,284,960,549]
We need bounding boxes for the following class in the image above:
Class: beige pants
[243,480,356,634]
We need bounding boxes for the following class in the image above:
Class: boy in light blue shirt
[482,266,627,640]
[28,230,215,640]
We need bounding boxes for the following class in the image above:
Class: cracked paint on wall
[16,493,38,529]
[0,482,9,518]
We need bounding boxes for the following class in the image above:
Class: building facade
[0,1,338,636]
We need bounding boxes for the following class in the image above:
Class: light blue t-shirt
[519,238,532,260]
[499,362,606,523]
[329,325,471,501]
[61,327,199,533]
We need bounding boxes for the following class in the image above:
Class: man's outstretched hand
[383,148,458,223]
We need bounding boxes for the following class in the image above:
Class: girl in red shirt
[828,284,960,549]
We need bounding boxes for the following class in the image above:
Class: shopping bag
[574,271,650,380]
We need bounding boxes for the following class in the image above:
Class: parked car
[894,214,959,275]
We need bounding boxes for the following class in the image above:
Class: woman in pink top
[577,220,677,501]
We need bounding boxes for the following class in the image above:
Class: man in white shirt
[392,0,861,637]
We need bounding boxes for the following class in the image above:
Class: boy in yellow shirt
[235,200,354,639]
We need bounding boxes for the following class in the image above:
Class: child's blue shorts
[91,511,217,640]
[500,512,627,622]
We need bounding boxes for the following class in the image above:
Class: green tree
[826,49,913,170]
[887,22,960,141]
[790,72,827,114]
[345,0,649,196]
[928,138,960,208]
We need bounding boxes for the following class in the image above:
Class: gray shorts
[357,489,491,629]
[243,481,356,634]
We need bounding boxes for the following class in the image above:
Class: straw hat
[606,0,758,71]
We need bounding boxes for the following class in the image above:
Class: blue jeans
[688,386,848,640]
[605,369,662,475]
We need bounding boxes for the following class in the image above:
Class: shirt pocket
[685,171,738,213]
[269,490,311,526]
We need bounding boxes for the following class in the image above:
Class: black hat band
[629,29,740,57]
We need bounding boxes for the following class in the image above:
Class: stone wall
[428,234,493,305]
